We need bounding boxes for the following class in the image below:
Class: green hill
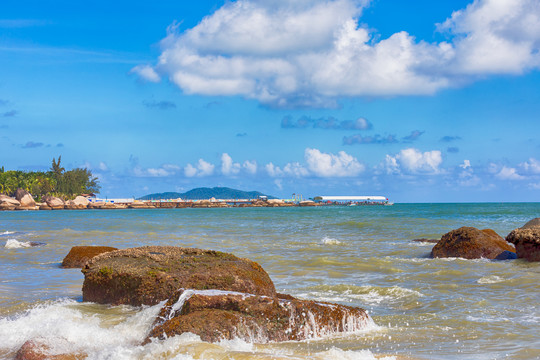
[138,187,276,200]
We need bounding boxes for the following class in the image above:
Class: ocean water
[0,203,539,360]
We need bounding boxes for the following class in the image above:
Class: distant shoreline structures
[0,190,393,211]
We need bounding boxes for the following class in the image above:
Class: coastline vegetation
[0,156,100,201]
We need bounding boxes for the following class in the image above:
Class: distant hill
[138,187,276,200]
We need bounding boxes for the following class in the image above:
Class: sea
[1,203,539,360]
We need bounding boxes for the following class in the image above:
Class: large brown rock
[61,246,118,268]
[15,189,36,207]
[15,340,85,360]
[431,227,516,260]
[65,196,90,209]
[146,290,371,344]
[44,196,65,210]
[81,246,276,306]
[506,218,540,261]
[0,194,20,208]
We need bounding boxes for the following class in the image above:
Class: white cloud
[385,148,443,174]
[460,160,471,169]
[496,166,525,180]
[136,0,540,107]
[221,153,241,176]
[265,161,308,178]
[520,158,540,174]
[98,162,109,171]
[305,148,364,177]
[134,163,181,177]
[243,160,257,174]
[131,65,161,82]
[184,159,215,177]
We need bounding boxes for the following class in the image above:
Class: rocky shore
[15,245,373,359]
[0,190,319,211]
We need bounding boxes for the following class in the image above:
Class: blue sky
[1,0,539,202]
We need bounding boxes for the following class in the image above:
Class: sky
[1,0,540,202]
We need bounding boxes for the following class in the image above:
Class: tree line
[0,156,100,201]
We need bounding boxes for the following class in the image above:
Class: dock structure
[313,196,392,206]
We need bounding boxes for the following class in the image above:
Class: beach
[1,203,539,359]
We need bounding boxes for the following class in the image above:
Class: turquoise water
[1,204,539,359]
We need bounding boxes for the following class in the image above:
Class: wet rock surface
[61,246,118,268]
[15,340,86,360]
[506,218,540,261]
[82,246,277,306]
[146,289,371,344]
[431,227,516,260]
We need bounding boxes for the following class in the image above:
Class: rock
[0,194,20,207]
[16,205,40,211]
[15,189,36,207]
[65,196,90,209]
[128,202,155,209]
[15,339,85,360]
[44,196,65,210]
[39,204,52,210]
[431,227,516,260]
[146,290,371,344]
[82,246,276,306]
[506,218,540,261]
[61,246,118,268]
[299,200,317,207]
[88,202,117,209]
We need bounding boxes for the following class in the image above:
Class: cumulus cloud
[221,153,257,176]
[184,159,215,177]
[384,148,443,174]
[266,148,363,178]
[221,153,241,175]
[281,116,372,130]
[134,163,181,177]
[495,166,525,180]
[520,158,540,174]
[460,160,471,169]
[136,0,540,108]
[131,65,161,82]
[304,148,364,177]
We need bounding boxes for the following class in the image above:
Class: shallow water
[1,204,539,359]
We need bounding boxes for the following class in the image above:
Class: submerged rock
[81,246,276,306]
[146,290,371,344]
[431,227,516,260]
[61,245,118,268]
[506,218,540,262]
[15,339,86,360]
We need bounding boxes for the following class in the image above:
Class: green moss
[99,266,114,277]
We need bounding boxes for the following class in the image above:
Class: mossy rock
[81,246,277,306]
[431,227,516,260]
[61,246,119,268]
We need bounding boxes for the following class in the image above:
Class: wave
[0,231,16,236]
[0,298,391,360]
[297,284,423,308]
[4,239,46,249]
[321,236,341,245]
[477,275,505,284]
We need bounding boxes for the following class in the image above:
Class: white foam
[477,275,505,284]
[321,236,341,245]
[313,347,396,360]
[0,299,163,357]
[4,239,32,249]
[1,231,15,236]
